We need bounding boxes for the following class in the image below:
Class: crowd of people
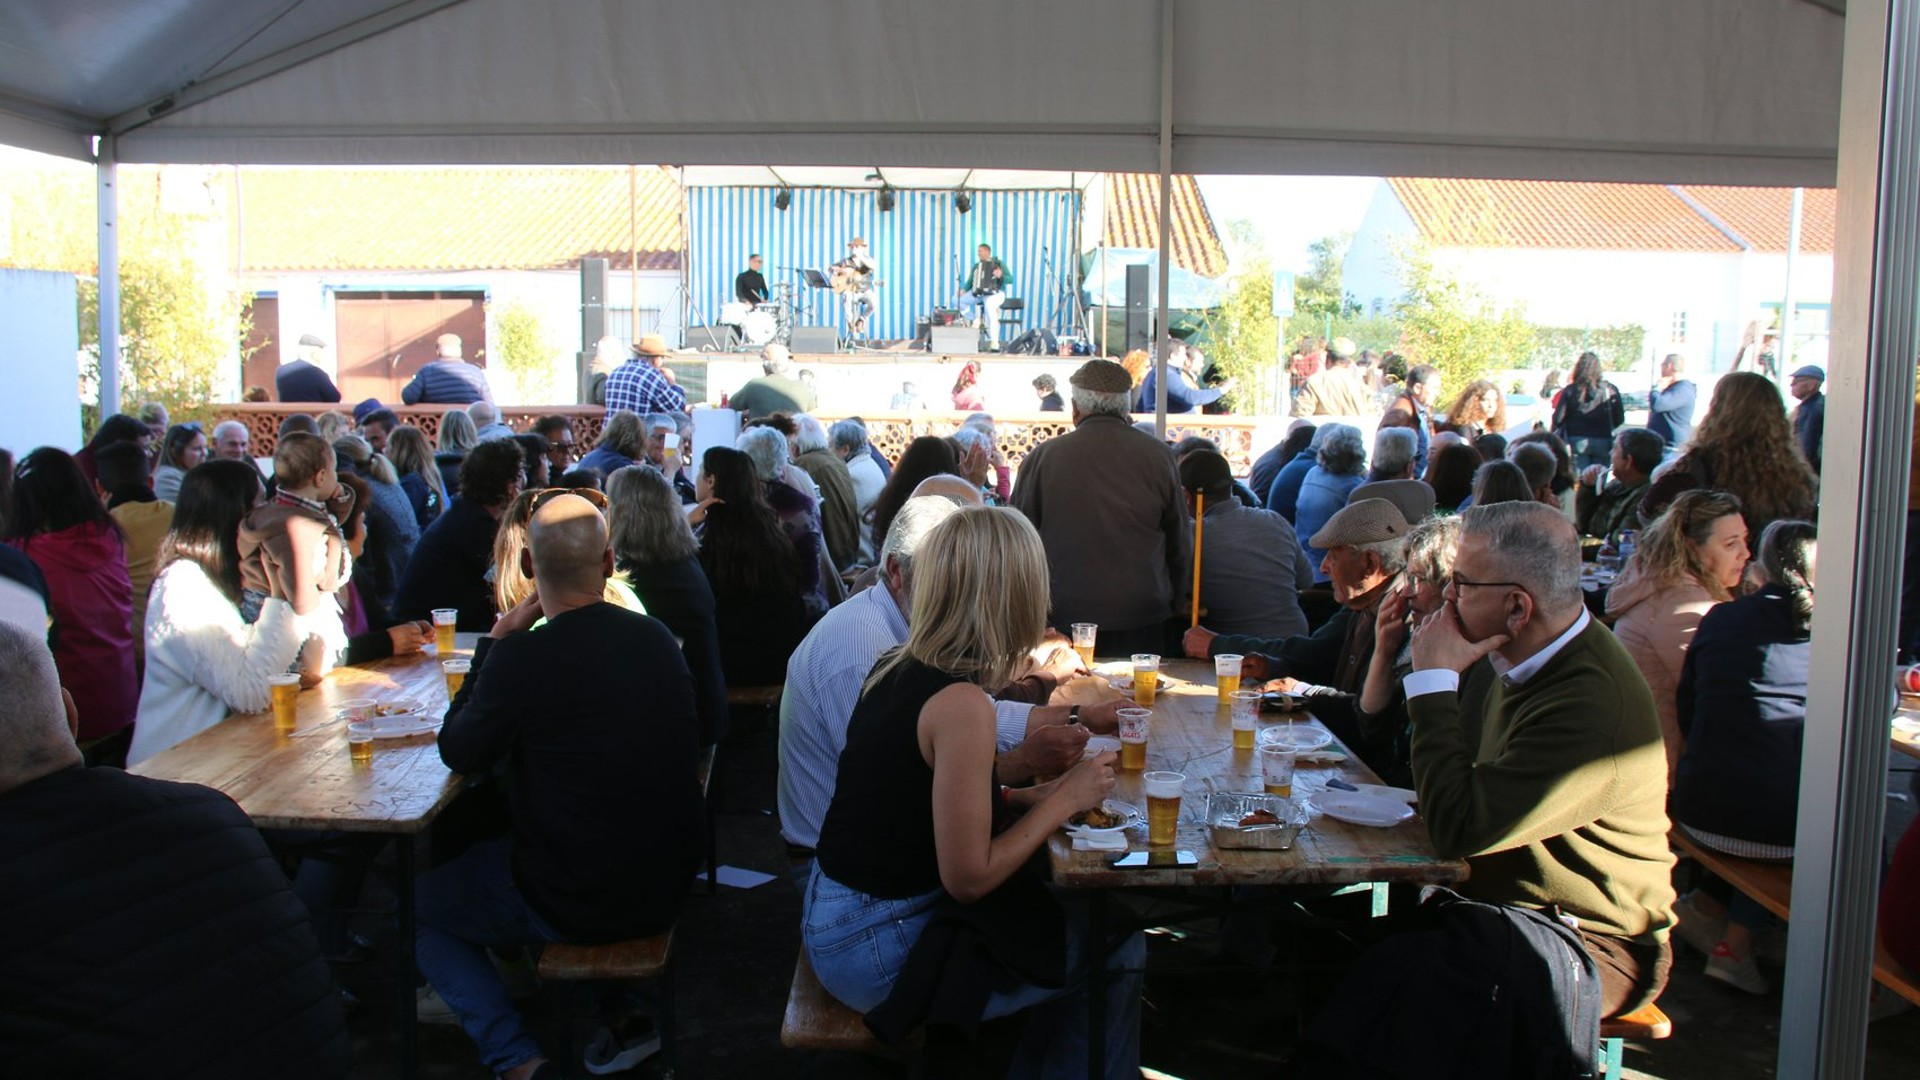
[1,329,1911,1078]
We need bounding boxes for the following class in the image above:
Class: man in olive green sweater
[1406,500,1675,1018]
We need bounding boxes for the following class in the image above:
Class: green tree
[492,300,555,404]
[1293,231,1360,322]
[1195,221,1280,414]
[1389,242,1537,390]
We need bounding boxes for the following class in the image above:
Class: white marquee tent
[1,3,1912,1077]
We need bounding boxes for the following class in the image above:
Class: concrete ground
[340,725,1920,1079]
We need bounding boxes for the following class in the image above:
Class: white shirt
[1402,609,1592,700]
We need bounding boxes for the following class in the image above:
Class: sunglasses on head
[530,486,609,511]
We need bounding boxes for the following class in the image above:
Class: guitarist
[831,237,879,340]
[956,243,1011,347]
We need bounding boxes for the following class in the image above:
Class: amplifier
[929,325,979,354]
[788,325,839,353]
[931,308,963,327]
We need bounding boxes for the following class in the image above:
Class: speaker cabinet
[683,325,736,351]
[789,326,840,353]
[929,325,980,354]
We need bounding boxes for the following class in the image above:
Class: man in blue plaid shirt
[602,333,686,419]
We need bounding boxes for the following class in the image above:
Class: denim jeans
[803,865,1144,1080]
[414,840,563,1074]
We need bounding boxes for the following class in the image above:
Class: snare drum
[719,301,752,326]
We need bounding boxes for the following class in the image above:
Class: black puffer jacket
[0,766,350,1079]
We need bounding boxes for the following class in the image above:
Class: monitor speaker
[1125,263,1151,353]
[578,257,608,400]
[683,324,736,351]
[789,326,839,353]
[929,325,979,354]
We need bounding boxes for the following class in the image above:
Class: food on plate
[371,703,414,717]
[1237,809,1280,828]
[1070,805,1123,829]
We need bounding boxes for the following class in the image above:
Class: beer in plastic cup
[1230,689,1262,750]
[443,659,471,699]
[268,672,300,732]
[1215,653,1243,704]
[1131,653,1160,706]
[347,722,375,764]
[1261,745,1298,797]
[336,698,376,721]
[1143,771,1185,846]
[431,608,458,654]
[1071,623,1097,668]
[1116,707,1150,771]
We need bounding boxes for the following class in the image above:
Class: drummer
[735,254,770,305]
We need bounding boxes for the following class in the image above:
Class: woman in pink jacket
[1605,489,1750,782]
[4,447,138,761]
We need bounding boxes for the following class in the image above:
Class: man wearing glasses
[1403,500,1675,1021]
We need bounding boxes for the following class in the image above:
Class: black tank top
[815,655,975,899]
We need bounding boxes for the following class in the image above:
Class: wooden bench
[1599,1002,1671,1079]
[781,952,922,1075]
[1673,830,1920,1006]
[538,928,677,1077]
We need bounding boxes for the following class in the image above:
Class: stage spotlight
[774,189,791,211]
[955,191,972,214]
[877,187,896,212]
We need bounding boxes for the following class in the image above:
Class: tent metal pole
[1780,186,1804,374]
[1153,0,1174,436]
[1779,0,1919,1074]
[96,134,121,419]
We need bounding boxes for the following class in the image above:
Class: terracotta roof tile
[230,165,682,272]
[1675,185,1835,253]
[1389,178,1741,253]
[1104,173,1229,277]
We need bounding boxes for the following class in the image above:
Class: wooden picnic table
[1048,658,1468,1080]
[129,634,479,1080]
[1893,704,1920,762]
[1046,659,1469,888]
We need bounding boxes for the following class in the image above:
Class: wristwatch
[1068,705,1082,726]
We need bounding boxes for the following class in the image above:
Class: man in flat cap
[276,333,342,404]
[1177,450,1313,642]
[1011,359,1187,657]
[1183,497,1406,696]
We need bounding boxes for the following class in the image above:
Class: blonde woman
[805,507,1143,1075]
[489,487,644,617]
[1606,489,1750,780]
[386,425,448,528]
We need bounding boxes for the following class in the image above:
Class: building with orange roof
[1346,178,1835,376]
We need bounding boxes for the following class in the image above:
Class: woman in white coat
[129,459,306,767]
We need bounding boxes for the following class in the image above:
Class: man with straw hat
[602,333,686,419]
[1011,359,1187,657]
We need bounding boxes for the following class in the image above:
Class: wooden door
[241,295,279,397]
[334,291,488,404]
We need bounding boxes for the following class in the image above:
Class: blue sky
[1195,175,1381,273]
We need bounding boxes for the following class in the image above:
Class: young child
[238,433,355,669]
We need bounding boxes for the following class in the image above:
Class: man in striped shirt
[776,494,1121,876]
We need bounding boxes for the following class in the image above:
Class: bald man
[0,623,349,1076]
[416,493,702,1079]
[909,472,988,506]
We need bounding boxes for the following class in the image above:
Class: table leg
[397,834,418,1079]
[1087,890,1107,1080]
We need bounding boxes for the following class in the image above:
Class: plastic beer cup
[1215,653,1243,704]
[1131,653,1160,706]
[431,608,458,654]
[1116,707,1150,771]
[1230,690,1262,750]
[442,659,471,699]
[1261,745,1298,797]
[267,672,300,733]
[1071,623,1097,668]
[1143,771,1185,846]
[347,722,375,764]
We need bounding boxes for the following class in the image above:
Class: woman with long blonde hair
[1607,489,1750,780]
[805,507,1143,1075]
[489,486,644,617]
[1640,372,1817,540]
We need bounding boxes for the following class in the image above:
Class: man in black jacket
[0,622,349,1078]
[415,492,703,1080]
[277,333,344,403]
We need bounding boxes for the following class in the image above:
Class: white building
[1344,179,1836,375]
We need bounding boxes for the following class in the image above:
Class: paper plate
[1062,799,1140,836]
[1894,715,1920,735]
[1313,792,1415,828]
[1082,735,1122,758]
[362,714,443,740]
[1349,783,1418,806]
[1257,724,1334,753]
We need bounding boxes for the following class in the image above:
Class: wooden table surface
[1046,659,1469,889]
[129,636,477,833]
[1894,703,1920,762]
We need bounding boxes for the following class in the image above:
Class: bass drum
[740,307,781,346]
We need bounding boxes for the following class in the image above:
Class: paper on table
[1072,832,1129,852]
[694,865,778,890]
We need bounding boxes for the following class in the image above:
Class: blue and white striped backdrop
[687,187,1081,343]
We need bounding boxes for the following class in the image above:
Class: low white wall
[0,269,81,453]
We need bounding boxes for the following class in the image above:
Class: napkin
[1072,831,1129,852]
[1297,750,1349,764]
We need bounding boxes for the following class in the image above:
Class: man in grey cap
[1295,336,1372,417]
[1789,363,1825,474]
[275,333,342,404]
[1011,359,1187,656]
[1183,497,1406,697]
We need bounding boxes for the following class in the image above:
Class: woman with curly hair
[1639,372,1817,542]
[1438,379,1509,442]
[1606,489,1749,781]
[1551,351,1625,471]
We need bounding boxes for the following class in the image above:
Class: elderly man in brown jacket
[1011,359,1187,657]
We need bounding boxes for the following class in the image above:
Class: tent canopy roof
[0,0,1844,186]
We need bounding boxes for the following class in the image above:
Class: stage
[685,349,1091,419]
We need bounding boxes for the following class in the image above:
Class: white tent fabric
[0,0,1844,184]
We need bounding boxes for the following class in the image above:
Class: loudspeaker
[683,324,736,351]
[930,325,978,354]
[789,326,839,353]
[1125,263,1151,353]
[578,257,608,400]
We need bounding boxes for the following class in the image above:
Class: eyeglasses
[530,486,609,511]
[1446,572,1527,594]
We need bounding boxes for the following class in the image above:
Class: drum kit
[720,283,797,347]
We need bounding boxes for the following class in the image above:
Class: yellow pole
[1190,492,1204,627]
